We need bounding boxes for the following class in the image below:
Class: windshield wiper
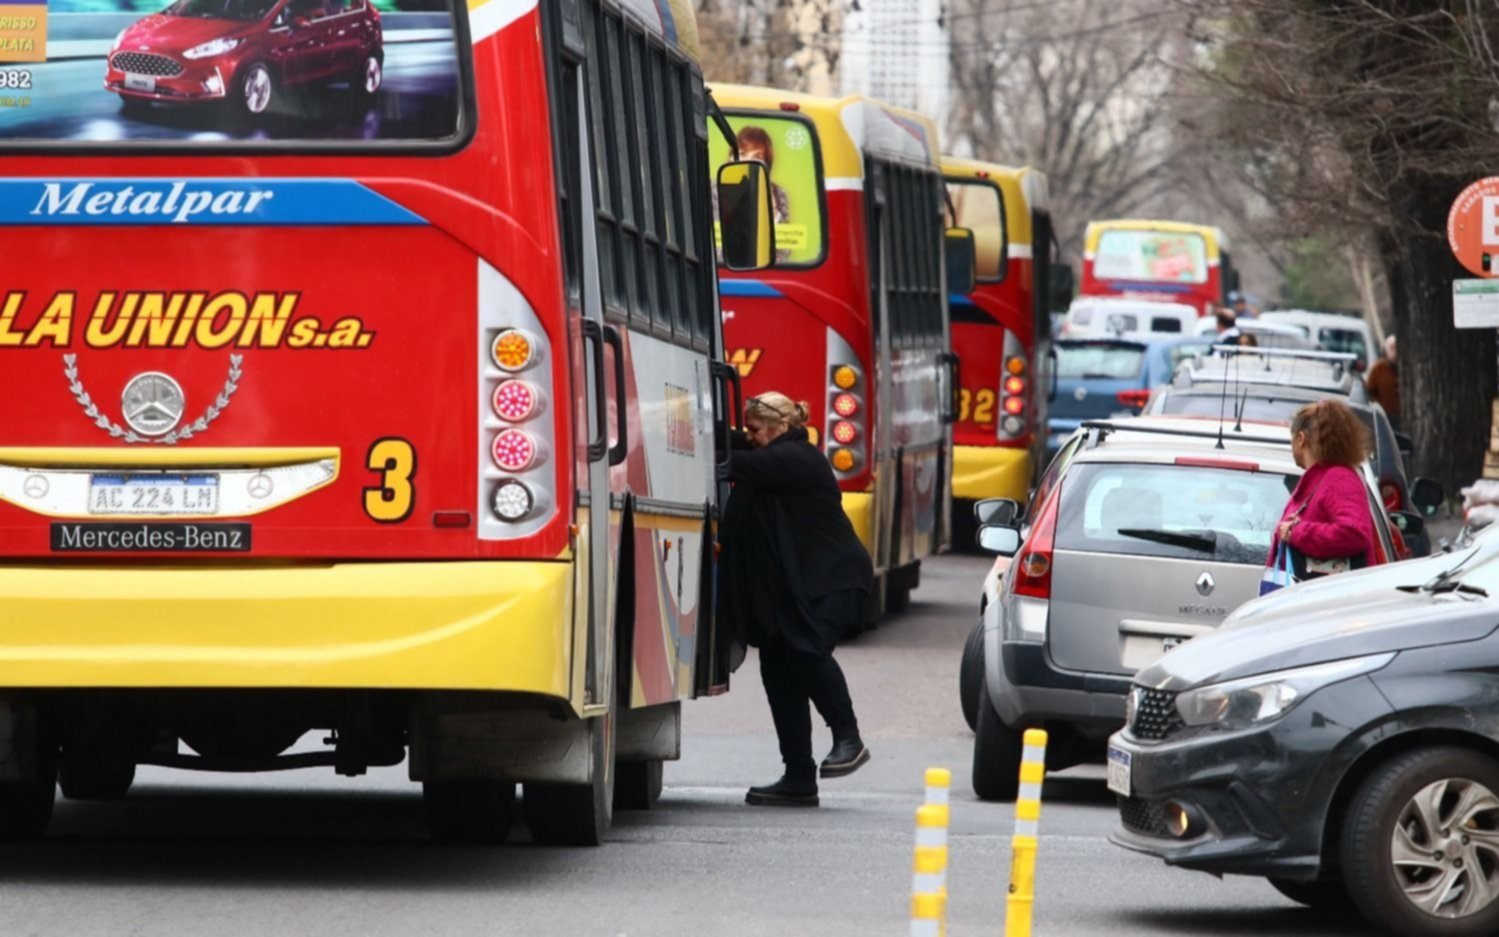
[1412,547,1482,595]
[1080,372,1124,380]
[1430,581,1489,598]
[1117,528,1217,552]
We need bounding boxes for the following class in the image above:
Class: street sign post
[1448,176,1499,278]
[1454,279,1499,329]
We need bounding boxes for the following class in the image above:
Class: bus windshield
[0,0,465,144]
[710,114,825,266]
[1094,230,1209,284]
[945,179,1005,281]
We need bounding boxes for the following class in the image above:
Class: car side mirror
[716,160,775,272]
[945,227,976,297]
[974,497,1019,527]
[1394,431,1414,460]
[1389,510,1426,540]
[1050,264,1075,312]
[976,525,1021,556]
[1410,477,1444,517]
[291,14,310,26]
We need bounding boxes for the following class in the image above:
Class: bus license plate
[89,474,219,515]
[1106,746,1132,797]
[124,74,155,92]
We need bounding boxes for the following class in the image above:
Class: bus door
[559,9,617,715]
[866,160,896,581]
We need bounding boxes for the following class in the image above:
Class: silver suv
[969,416,1397,800]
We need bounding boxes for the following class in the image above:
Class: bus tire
[59,756,135,801]
[524,713,614,846]
[614,759,663,811]
[0,751,56,842]
[423,780,516,845]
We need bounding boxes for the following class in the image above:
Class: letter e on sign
[1448,177,1499,277]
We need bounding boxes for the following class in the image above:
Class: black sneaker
[820,738,871,779]
[745,774,819,807]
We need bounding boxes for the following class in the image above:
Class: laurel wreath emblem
[62,354,244,445]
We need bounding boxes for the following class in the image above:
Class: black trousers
[758,592,862,779]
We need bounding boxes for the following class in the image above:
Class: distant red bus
[943,160,1060,523]
[1080,220,1235,316]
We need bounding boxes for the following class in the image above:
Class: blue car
[1047,336,1214,461]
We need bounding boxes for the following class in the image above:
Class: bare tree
[1182,0,1499,491]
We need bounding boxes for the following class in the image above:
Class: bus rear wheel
[423,780,515,845]
[614,759,663,811]
[0,750,56,842]
[59,755,135,801]
[523,714,614,846]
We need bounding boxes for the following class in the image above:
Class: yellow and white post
[910,776,951,937]
[1004,729,1049,937]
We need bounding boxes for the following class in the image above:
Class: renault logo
[121,372,185,437]
[1195,571,1216,597]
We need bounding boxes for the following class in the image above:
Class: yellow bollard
[910,799,950,937]
[923,768,952,935]
[1004,729,1048,937]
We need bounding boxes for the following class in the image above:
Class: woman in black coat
[718,391,875,807]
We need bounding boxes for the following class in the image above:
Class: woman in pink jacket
[1271,399,1383,574]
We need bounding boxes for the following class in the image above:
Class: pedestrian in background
[1365,335,1400,430]
[717,392,874,807]
[1271,399,1382,580]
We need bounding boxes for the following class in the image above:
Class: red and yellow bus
[1080,219,1235,316]
[711,86,957,616]
[942,160,1060,524]
[0,0,759,845]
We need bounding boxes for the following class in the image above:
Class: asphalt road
[0,552,1378,937]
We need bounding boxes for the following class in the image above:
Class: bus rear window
[0,0,465,145]
[945,179,1005,281]
[710,114,825,266]
[1056,342,1145,380]
[1094,230,1209,285]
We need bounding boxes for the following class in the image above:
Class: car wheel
[1268,875,1353,910]
[614,759,663,811]
[959,620,984,731]
[1342,747,1499,935]
[423,780,516,845]
[237,62,274,117]
[59,756,135,801]
[971,685,1023,801]
[354,54,382,98]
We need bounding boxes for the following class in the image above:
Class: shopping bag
[1259,544,1295,596]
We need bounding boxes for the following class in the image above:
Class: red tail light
[1379,480,1402,512]
[1116,388,1151,410]
[1012,490,1060,599]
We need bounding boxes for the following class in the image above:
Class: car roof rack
[1080,419,1290,449]
[1181,347,1358,394]
[1208,345,1358,363]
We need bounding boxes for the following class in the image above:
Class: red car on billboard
[105,0,383,118]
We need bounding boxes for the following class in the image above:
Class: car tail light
[1116,388,1151,410]
[826,329,868,480]
[1380,481,1402,512]
[1012,490,1060,599]
[997,331,1029,442]
[479,262,554,535]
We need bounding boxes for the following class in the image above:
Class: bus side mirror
[945,227,976,296]
[1049,264,1075,312]
[716,160,775,272]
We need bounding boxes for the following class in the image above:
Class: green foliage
[1278,238,1359,313]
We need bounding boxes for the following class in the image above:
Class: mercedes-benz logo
[247,473,274,499]
[22,475,47,499]
[1195,571,1216,597]
[121,372,185,437]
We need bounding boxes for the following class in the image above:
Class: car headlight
[112,28,128,51]
[183,37,240,60]
[1175,653,1395,731]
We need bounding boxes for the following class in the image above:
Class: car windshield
[1057,342,1146,380]
[167,0,279,20]
[1058,462,1295,564]
[1318,327,1368,359]
[1167,343,1213,371]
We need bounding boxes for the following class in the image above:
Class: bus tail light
[998,331,1029,442]
[826,328,868,480]
[479,261,555,536]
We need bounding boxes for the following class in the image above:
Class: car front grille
[1118,795,1170,837]
[112,52,184,77]
[1130,687,1184,741]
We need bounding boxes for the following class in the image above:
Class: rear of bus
[1080,220,1233,317]
[0,0,733,845]
[711,87,955,615]
[942,161,1056,533]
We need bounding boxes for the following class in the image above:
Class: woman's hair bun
[792,401,811,427]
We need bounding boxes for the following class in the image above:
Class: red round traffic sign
[1448,177,1499,277]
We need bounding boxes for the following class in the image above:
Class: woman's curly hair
[1290,398,1371,468]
